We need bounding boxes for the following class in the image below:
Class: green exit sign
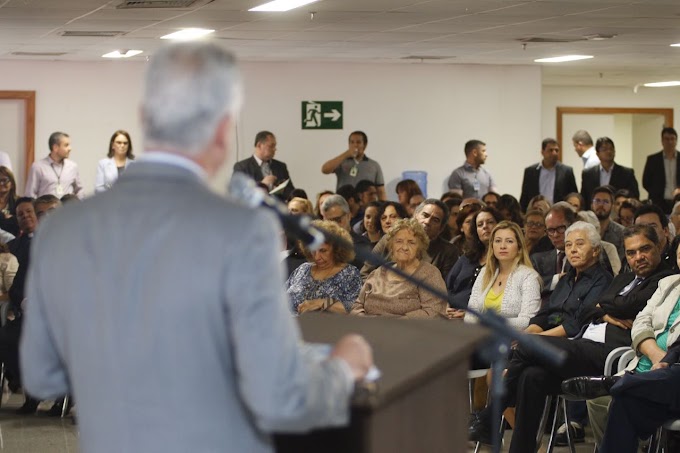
[301,101,343,130]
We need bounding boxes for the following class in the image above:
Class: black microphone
[229,172,325,250]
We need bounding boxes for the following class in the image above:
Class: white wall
[1,59,542,200]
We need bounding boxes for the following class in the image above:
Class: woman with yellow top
[463,221,541,331]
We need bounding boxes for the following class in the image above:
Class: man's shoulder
[555,161,574,172]
[233,156,256,169]
[645,151,664,162]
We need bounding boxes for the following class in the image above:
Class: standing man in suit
[573,129,600,170]
[581,137,639,207]
[233,130,295,201]
[643,127,680,214]
[520,138,578,211]
[19,41,373,453]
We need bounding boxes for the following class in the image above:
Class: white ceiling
[2,0,680,87]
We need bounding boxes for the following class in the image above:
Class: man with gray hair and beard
[19,41,373,453]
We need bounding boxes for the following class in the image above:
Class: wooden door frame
[0,91,36,182]
[556,107,674,160]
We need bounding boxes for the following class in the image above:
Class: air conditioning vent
[518,37,584,43]
[61,31,126,37]
[117,0,201,8]
[11,51,68,56]
[401,55,455,60]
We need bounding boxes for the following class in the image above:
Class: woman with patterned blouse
[286,220,361,314]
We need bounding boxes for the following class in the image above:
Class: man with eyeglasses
[592,186,625,260]
[530,202,577,298]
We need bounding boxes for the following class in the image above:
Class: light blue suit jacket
[95,157,130,193]
[20,160,354,453]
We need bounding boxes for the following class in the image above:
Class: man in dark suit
[471,225,672,451]
[581,136,639,207]
[233,131,295,200]
[530,202,577,298]
[519,138,578,212]
[643,126,680,214]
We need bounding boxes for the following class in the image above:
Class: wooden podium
[274,314,488,453]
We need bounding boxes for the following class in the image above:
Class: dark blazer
[233,156,295,200]
[530,249,570,296]
[642,150,680,208]
[519,162,578,211]
[581,264,674,347]
[581,163,639,207]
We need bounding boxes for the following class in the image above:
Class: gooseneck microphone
[229,172,325,251]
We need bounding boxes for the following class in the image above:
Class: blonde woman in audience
[527,194,551,216]
[287,197,313,215]
[462,221,541,330]
[351,218,446,318]
[95,130,134,193]
[286,220,361,314]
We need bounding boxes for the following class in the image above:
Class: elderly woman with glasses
[351,218,446,318]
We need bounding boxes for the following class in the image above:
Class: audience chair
[0,301,11,408]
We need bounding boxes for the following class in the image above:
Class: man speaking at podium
[19,41,373,453]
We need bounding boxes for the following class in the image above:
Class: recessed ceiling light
[643,81,680,87]
[102,50,143,58]
[534,55,594,63]
[249,0,319,12]
[671,43,680,47]
[160,28,214,41]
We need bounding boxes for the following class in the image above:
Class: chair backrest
[604,346,636,376]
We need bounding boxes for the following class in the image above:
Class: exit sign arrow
[323,109,342,122]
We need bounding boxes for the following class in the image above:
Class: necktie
[556,251,565,274]
[619,276,643,296]
[261,160,272,177]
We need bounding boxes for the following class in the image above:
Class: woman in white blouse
[95,130,135,193]
[464,220,541,330]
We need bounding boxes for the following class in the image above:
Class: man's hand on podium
[331,334,374,381]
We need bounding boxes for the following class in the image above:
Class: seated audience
[524,209,552,254]
[446,207,502,317]
[361,201,383,245]
[351,219,446,318]
[458,221,541,330]
[336,184,361,226]
[361,199,458,281]
[286,220,361,314]
[313,190,334,219]
[496,194,524,227]
[482,191,500,209]
[527,194,552,216]
[577,210,621,276]
[321,194,371,270]
[591,185,625,259]
[0,166,19,236]
[376,201,408,237]
[449,201,481,252]
[395,179,422,214]
[561,236,680,449]
[470,221,617,450]
[565,192,585,212]
[530,202,576,300]
[287,197,313,216]
[441,191,463,204]
[617,198,641,227]
[286,188,308,201]
[407,193,425,217]
[0,241,17,301]
[612,188,633,221]
[441,196,462,242]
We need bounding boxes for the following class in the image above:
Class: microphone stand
[309,225,567,453]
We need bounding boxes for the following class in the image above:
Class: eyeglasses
[546,225,567,236]
[525,221,545,228]
[592,199,611,206]
[0,178,11,185]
